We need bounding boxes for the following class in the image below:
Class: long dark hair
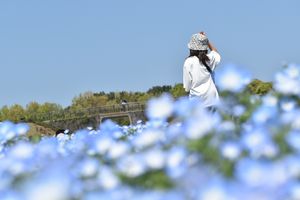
[188,49,212,74]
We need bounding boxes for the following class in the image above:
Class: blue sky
[0,0,299,107]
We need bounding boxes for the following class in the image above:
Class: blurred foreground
[1,64,300,200]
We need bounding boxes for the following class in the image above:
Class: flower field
[1,64,300,200]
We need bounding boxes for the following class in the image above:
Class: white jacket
[183,50,221,107]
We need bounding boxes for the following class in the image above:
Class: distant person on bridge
[183,32,221,111]
[121,99,128,112]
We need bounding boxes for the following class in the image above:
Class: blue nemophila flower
[0,121,14,135]
[251,105,278,125]
[78,158,99,178]
[0,121,16,142]
[280,98,297,112]
[232,105,246,117]
[165,122,184,141]
[197,180,233,200]
[99,119,120,134]
[274,64,300,95]
[235,158,270,188]
[283,155,300,178]
[117,154,146,178]
[14,123,29,136]
[215,64,251,92]
[216,121,235,133]
[97,166,120,190]
[280,109,300,130]
[220,141,241,160]
[0,190,22,200]
[285,64,300,78]
[132,129,165,149]
[286,182,300,200]
[89,134,114,155]
[286,131,300,152]
[9,142,34,160]
[241,127,278,158]
[143,149,166,170]
[262,94,278,107]
[146,94,174,120]
[236,159,288,189]
[35,137,60,160]
[107,141,130,159]
[184,113,216,139]
[173,96,197,118]
[166,147,187,178]
[23,169,72,200]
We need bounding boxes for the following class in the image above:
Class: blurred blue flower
[215,64,251,92]
[198,180,233,200]
[117,154,146,178]
[184,114,216,139]
[107,141,130,159]
[286,182,300,200]
[262,95,278,107]
[132,129,164,149]
[14,123,29,136]
[280,98,297,112]
[143,149,166,170]
[99,119,120,134]
[166,147,187,178]
[252,105,278,125]
[220,141,241,160]
[0,190,22,200]
[232,105,246,117]
[283,155,300,178]
[78,158,99,178]
[97,166,120,190]
[23,168,72,200]
[89,134,114,156]
[146,94,174,120]
[241,127,277,158]
[274,64,300,95]
[286,131,300,152]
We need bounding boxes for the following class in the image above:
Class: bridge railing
[33,102,146,122]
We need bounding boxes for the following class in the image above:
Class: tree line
[0,80,272,123]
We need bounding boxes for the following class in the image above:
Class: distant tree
[0,105,10,121]
[107,92,116,100]
[247,79,273,95]
[137,93,152,103]
[0,104,26,122]
[147,85,172,96]
[71,91,108,110]
[94,91,106,97]
[10,104,25,122]
[38,103,63,120]
[25,101,40,122]
[170,83,187,98]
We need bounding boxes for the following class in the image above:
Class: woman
[183,32,221,110]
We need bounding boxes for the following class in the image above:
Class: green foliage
[119,170,174,190]
[71,91,109,110]
[247,79,273,95]
[188,135,235,177]
[0,104,25,122]
[170,83,187,99]
[147,85,172,96]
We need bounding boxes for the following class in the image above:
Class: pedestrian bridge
[38,102,146,131]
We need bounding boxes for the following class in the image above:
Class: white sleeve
[208,50,221,71]
[183,61,192,92]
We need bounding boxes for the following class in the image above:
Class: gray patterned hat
[187,33,209,51]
